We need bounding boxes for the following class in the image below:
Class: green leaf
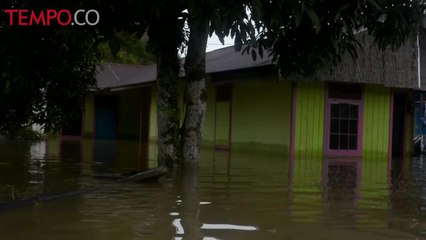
[109,37,121,58]
[306,8,321,33]
[367,0,383,11]
[295,13,303,27]
[338,3,351,12]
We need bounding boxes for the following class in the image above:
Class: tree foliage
[99,32,154,65]
[0,0,152,136]
[245,0,425,76]
[0,1,103,136]
[0,0,424,143]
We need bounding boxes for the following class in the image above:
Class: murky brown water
[1,139,426,239]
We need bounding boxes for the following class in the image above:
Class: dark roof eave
[92,80,156,92]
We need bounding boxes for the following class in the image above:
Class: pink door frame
[387,91,412,181]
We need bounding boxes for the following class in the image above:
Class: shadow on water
[3,139,426,239]
[0,142,33,201]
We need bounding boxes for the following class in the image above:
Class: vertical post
[138,88,143,166]
[213,86,218,150]
[388,92,394,182]
[289,81,297,185]
[228,85,233,151]
[418,35,421,89]
[420,93,425,152]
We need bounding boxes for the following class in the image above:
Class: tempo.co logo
[3,9,100,26]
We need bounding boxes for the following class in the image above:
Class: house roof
[97,32,420,90]
[96,64,157,90]
[205,46,271,73]
[96,46,272,90]
[315,32,419,90]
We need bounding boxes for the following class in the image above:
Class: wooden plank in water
[117,167,168,183]
[92,173,124,179]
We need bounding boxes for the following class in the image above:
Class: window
[326,84,363,156]
[329,102,360,150]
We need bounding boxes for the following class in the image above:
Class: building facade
[59,32,422,180]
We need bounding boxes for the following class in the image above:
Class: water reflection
[94,140,116,173]
[323,159,360,202]
[0,142,33,201]
[178,169,203,239]
[1,139,426,239]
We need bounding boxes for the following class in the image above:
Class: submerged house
[59,32,424,180]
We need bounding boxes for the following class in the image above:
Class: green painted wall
[201,79,292,154]
[118,89,141,140]
[231,80,292,154]
[149,87,158,140]
[148,86,158,164]
[362,85,390,160]
[214,101,231,146]
[84,78,292,158]
[292,81,324,217]
[83,93,95,137]
[359,85,390,217]
[202,79,216,143]
[294,81,325,160]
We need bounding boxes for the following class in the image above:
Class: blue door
[95,108,117,139]
[94,96,118,172]
[95,96,118,140]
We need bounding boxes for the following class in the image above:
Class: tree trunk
[182,16,209,169]
[149,14,182,169]
[156,49,181,169]
[180,169,203,239]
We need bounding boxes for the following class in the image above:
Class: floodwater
[0,139,426,239]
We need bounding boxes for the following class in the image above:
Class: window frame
[325,98,363,157]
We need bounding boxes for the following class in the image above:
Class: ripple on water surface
[0,140,425,239]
